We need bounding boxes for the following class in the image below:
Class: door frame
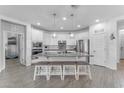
[2,31,25,69]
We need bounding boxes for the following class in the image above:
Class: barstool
[49,65,63,80]
[77,65,92,80]
[33,65,50,80]
[63,65,77,80]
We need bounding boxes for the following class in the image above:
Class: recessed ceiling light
[95,19,100,22]
[60,27,64,29]
[70,33,74,37]
[62,17,67,21]
[77,25,81,28]
[37,22,41,26]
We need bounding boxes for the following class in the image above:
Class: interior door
[18,34,25,65]
[92,33,106,66]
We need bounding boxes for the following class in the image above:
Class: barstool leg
[74,66,78,80]
[62,68,65,80]
[75,67,79,80]
[87,65,92,80]
[46,66,50,80]
[60,66,64,80]
[33,66,37,80]
[33,74,36,80]
[46,75,50,80]
[75,75,79,80]
[61,74,64,80]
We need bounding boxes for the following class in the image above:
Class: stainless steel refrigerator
[76,39,89,53]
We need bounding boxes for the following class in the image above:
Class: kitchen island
[33,51,93,80]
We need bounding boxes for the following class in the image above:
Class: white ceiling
[0,5,124,31]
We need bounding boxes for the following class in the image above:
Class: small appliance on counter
[32,42,43,55]
[58,40,66,53]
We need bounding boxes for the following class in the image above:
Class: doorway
[119,30,124,60]
[117,20,124,63]
[3,31,25,68]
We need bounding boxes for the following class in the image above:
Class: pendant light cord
[70,13,74,31]
[52,12,56,29]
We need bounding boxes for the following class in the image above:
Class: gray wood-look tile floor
[0,59,124,88]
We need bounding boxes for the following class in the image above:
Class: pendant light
[52,12,57,38]
[69,13,74,38]
[71,5,80,9]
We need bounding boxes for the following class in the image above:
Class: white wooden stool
[77,65,92,80]
[49,65,63,80]
[63,65,77,80]
[33,65,50,80]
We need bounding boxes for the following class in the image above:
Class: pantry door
[91,33,107,67]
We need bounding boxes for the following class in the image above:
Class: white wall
[43,30,89,45]
[31,28,43,42]
[75,29,89,40]
[107,20,118,70]
[43,32,76,45]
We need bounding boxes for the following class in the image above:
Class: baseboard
[90,63,117,70]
